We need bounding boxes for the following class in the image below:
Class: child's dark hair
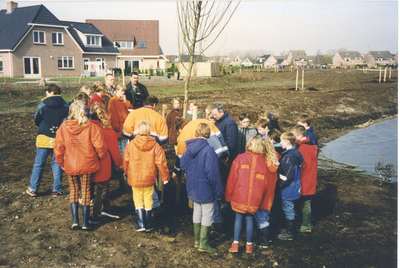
[239,113,250,121]
[297,114,312,126]
[265,112,279,121]
[143,95,159,106]
[73,92,90,105]
[256,118,270,129]
[268,129,281,143]
[175,117,188,131]
[46,84,61,95]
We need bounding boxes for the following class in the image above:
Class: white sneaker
[101,211,120,219]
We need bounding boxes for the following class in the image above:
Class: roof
[337,51,362,59]
[290,50,307,60]
[61,21,119,54]
[179,54,205,62]
[254,54,272,64]
[367,51,394,60]
[0,4,62,50]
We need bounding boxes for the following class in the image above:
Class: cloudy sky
[1,1,398,56]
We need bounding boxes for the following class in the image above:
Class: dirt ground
[0,69,397,267]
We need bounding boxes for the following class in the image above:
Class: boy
[277,132,304,240]
[256,118,270,139]
[181,123,224,253]
[268,128,284,155]
[236,113,258,155]
[296,114,319,150]
[26,84,69,197]
[186,100,205,121]
[291,125,318,232]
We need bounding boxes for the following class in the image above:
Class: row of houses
[0,2,397,79]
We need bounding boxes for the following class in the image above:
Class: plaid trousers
[69,174,91,205]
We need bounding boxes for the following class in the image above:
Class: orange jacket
[54,120,107,176]
[225,151,268,214]
[108,95,133,139]
[122,106,168,145]
[259,162,278,211]
[90,120,122,183]
[122,135,170,187]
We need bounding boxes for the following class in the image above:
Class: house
[226,55,242,66]
[0,2,119,78]
[332,51,363,67]
[178,54,218,77]
[241,58,253,67]
[254,55,277,68]
[273,56,289,67]
[287,50,307,66]
[363,51,395,67]
[86,19,167,75]
[394,53,398,64]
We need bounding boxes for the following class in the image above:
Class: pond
[320,117,398,182]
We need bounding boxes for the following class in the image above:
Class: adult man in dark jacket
[125,72,149,109]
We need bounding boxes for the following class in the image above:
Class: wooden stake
[162,104,168,121]
[193,106,198,120]
[301,69,305,90]
[379,68,382,83]
[389,67,392,79]
[384,67,387,82]
[122,69,125,86]
[295,69,299,90]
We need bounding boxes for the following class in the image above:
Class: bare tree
[177,1,239,117]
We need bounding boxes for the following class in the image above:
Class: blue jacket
[277,146,304,200]
[34,95,69,138]
[214,112,238,160]
[181,138,224,203]
[306,127,319,149]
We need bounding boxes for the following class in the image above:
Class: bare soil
[0,69,397,267]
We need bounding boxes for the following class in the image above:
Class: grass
[48,77,103,82]
[0,78,39,83]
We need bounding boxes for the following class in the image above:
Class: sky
[1,1,398,57]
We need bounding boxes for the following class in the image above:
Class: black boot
[278,220,294,240]
[82,206,92,230]
[70,203,79,230]
[135,209,146,232]
[145,210,153,232]
[254,226,270,248]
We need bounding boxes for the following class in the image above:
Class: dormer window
[86,35,101,46]
[114,41,133,49]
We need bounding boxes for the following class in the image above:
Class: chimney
[6,1,18,14]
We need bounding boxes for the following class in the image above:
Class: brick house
[332,51,363,67]
[254,55,277,68]
[87,19,167,75]
[363,51,395,67]
[0,2,119,78]
[287,50,307,66]
[226,55,242,66]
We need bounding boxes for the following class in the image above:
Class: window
[52,32,63,45]
[0,56,3,72]
[114,41,133,49]
[33,30,45,44]
[86,36,101,46]
[58,56,74,69]
[138,41,146,48]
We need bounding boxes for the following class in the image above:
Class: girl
[89,103,122,224]
[54,101,107,230]
[225,136,268,254]
[166,97,183,145]
[88,82,107,111]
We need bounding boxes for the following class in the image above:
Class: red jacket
[259,163,278,211]
[297,138,318,196]
[90,120,122,183]
[166,109,183,144]
[108,94,133,139]
[225,151,268,214]
[89,93,106,112]
[54,120,107,176]
[123,135,170,187]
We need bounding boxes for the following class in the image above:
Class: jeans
[233,212,254,243]
[254,209,270,229]
[282,199,296,220]
[152,184,161,209]
[212,199,223,223]
[29,147,63,192]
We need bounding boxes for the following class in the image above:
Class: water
[320,118,398,182]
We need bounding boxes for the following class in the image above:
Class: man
[122,95,168,217]
[104,73,115,111]
[125,72,149,109]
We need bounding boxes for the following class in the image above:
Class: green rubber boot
[194,223,201,248]
[300,199,313,232]
[198,225,217,253]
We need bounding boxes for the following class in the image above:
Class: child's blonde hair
[92,82,107,94]
[172,97,181,108]
[246,136,266,155]
[268,129,281,143]
[291,125,306,137]
[115,83,126,92]
[297,114,312,126]
[195,123,211,139]
[90,103,111,129]
[281,132,297,146]
[262,139,278,165]
[256,118,270,129]
[79,86,91,96]
[68,101,89,126]
[137,121,151,136]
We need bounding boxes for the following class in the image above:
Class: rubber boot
[198,225,217,253]
[135,209,146,232]
[254,226,270,248]
[82,206,92,230]
[278,219,294,240]
[145,210,153,232]
[193,223,201,248]
[70,203,79,230]
[300,200,313,232]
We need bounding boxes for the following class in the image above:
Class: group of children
[27,80,319,254]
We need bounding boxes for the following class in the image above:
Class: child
[73,92,91,118]
[276,132,304,240]
[123,121,170,232]
[186,100,205,121]
[225,136,268,254]
[253,139,279,248]
[180,123,224,253]
[89,103,122,224]
[79,86,92,99]
[291,125,318,232]
[265,112,280,131]
[89,82,107,112]
[268,129,284,155]
[296,114,319,150]
[236,113,258,155]
[26,84,69,197]
[54,101,107,230]
[256,118,270,139]
[108,84,133,158]
[166,98,183,145]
